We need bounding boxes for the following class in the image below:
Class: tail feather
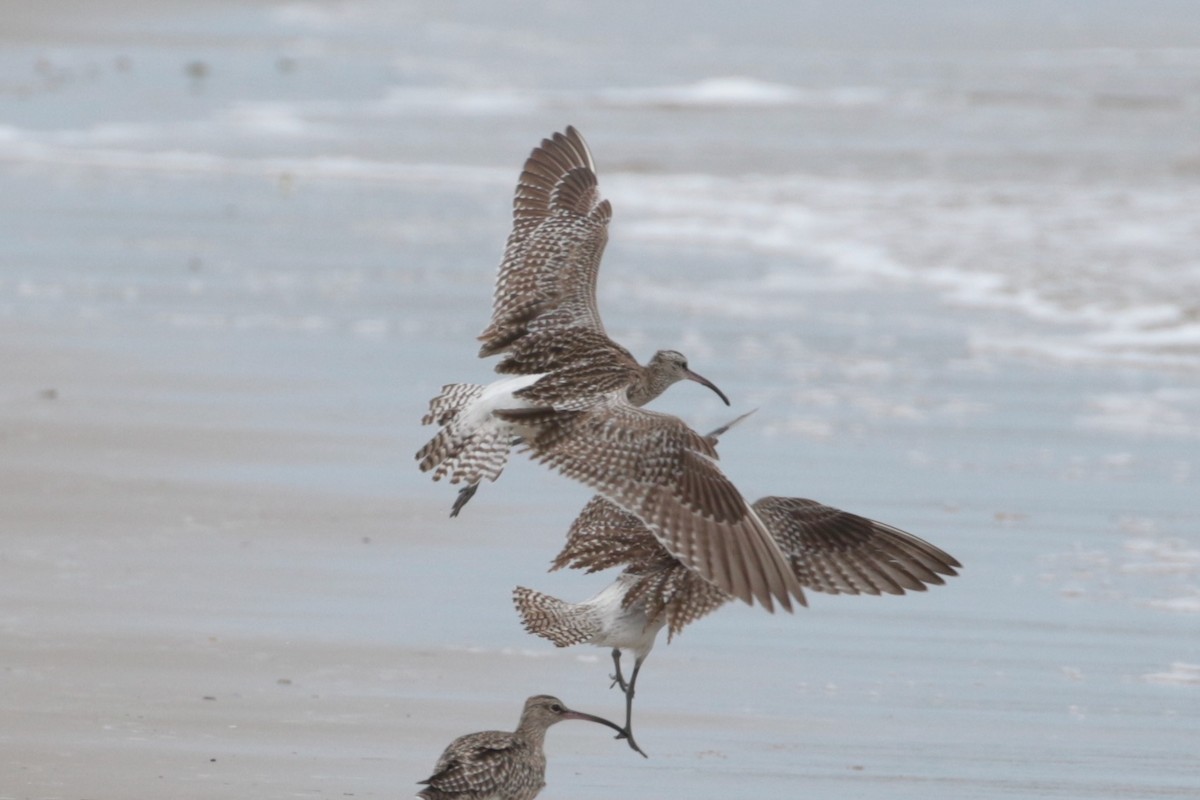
[415,383,512,486]
[421,383,484,426]
[512,587,601,647]
[416,425,511,484]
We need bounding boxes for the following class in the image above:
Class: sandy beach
[3,2,1198,798]
[4,324,1197,797]
[0,328,632,797]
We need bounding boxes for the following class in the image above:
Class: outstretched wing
[751,496,961,595]
[497,401,806,612]
[478,126,612,360]
[552,495,668,574]
[553,495,728,638]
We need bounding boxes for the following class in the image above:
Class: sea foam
[596,77,884,109]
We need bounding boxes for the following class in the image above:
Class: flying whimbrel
[417,126,805,613]
[416,694,640,800]
[512,418,961,743]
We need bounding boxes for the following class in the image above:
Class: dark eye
[549,703,564,713]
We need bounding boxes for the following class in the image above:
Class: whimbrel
[417,126,805,613]
[416,694,640,800]
[513,427,961,743]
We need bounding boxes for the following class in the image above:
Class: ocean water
[4,4,1200,367]
[2,2,1198,798]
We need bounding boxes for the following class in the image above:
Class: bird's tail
[415,383,512,490]
[512,586,601,647]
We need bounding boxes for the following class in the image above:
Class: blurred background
[1,2,1198,798]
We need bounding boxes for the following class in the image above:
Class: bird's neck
[627,366,670,408]
[513,721,549,750]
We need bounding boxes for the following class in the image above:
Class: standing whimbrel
[416,694,641,800]
[417,126,805,612]
[512,418,961,744]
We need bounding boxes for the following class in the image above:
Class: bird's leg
[613,656,647,758]
[449,483,479,518]
[622,656,642,732]
[608,648,629,694]
[449,436,519,518]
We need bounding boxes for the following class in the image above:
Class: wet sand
[4,303,1197,800]
[0,330,617,797]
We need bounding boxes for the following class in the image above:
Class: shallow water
[2,2,1198,798]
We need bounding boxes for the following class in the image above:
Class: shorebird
[416,694,639,800]
[512,427,961,743]
[417,126,805,612]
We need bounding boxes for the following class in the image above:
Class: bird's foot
[449,483,479,518]
[614,726,648,759]
[608,673,630,694]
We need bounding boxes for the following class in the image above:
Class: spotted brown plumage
[495,401,800,611]
[752,496,958,595]
[416,694,639,800]
[512,415,960,748]
[416,126,806,612]
[478,127,609,358]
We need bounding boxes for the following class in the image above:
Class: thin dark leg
[449,483,479,518]
[608,648,628,693]
[615,656,647,758]
[623,657,642,731]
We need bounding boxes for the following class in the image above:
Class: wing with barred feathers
[498,328,641,408]
[478,126,612,361]
[552,494,729,639]
[497,400,806,612]
[551,495,669,574]
[751,496,961,596]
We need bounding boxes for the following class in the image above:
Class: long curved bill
[564,708,649,758]
[684,368,731,406]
